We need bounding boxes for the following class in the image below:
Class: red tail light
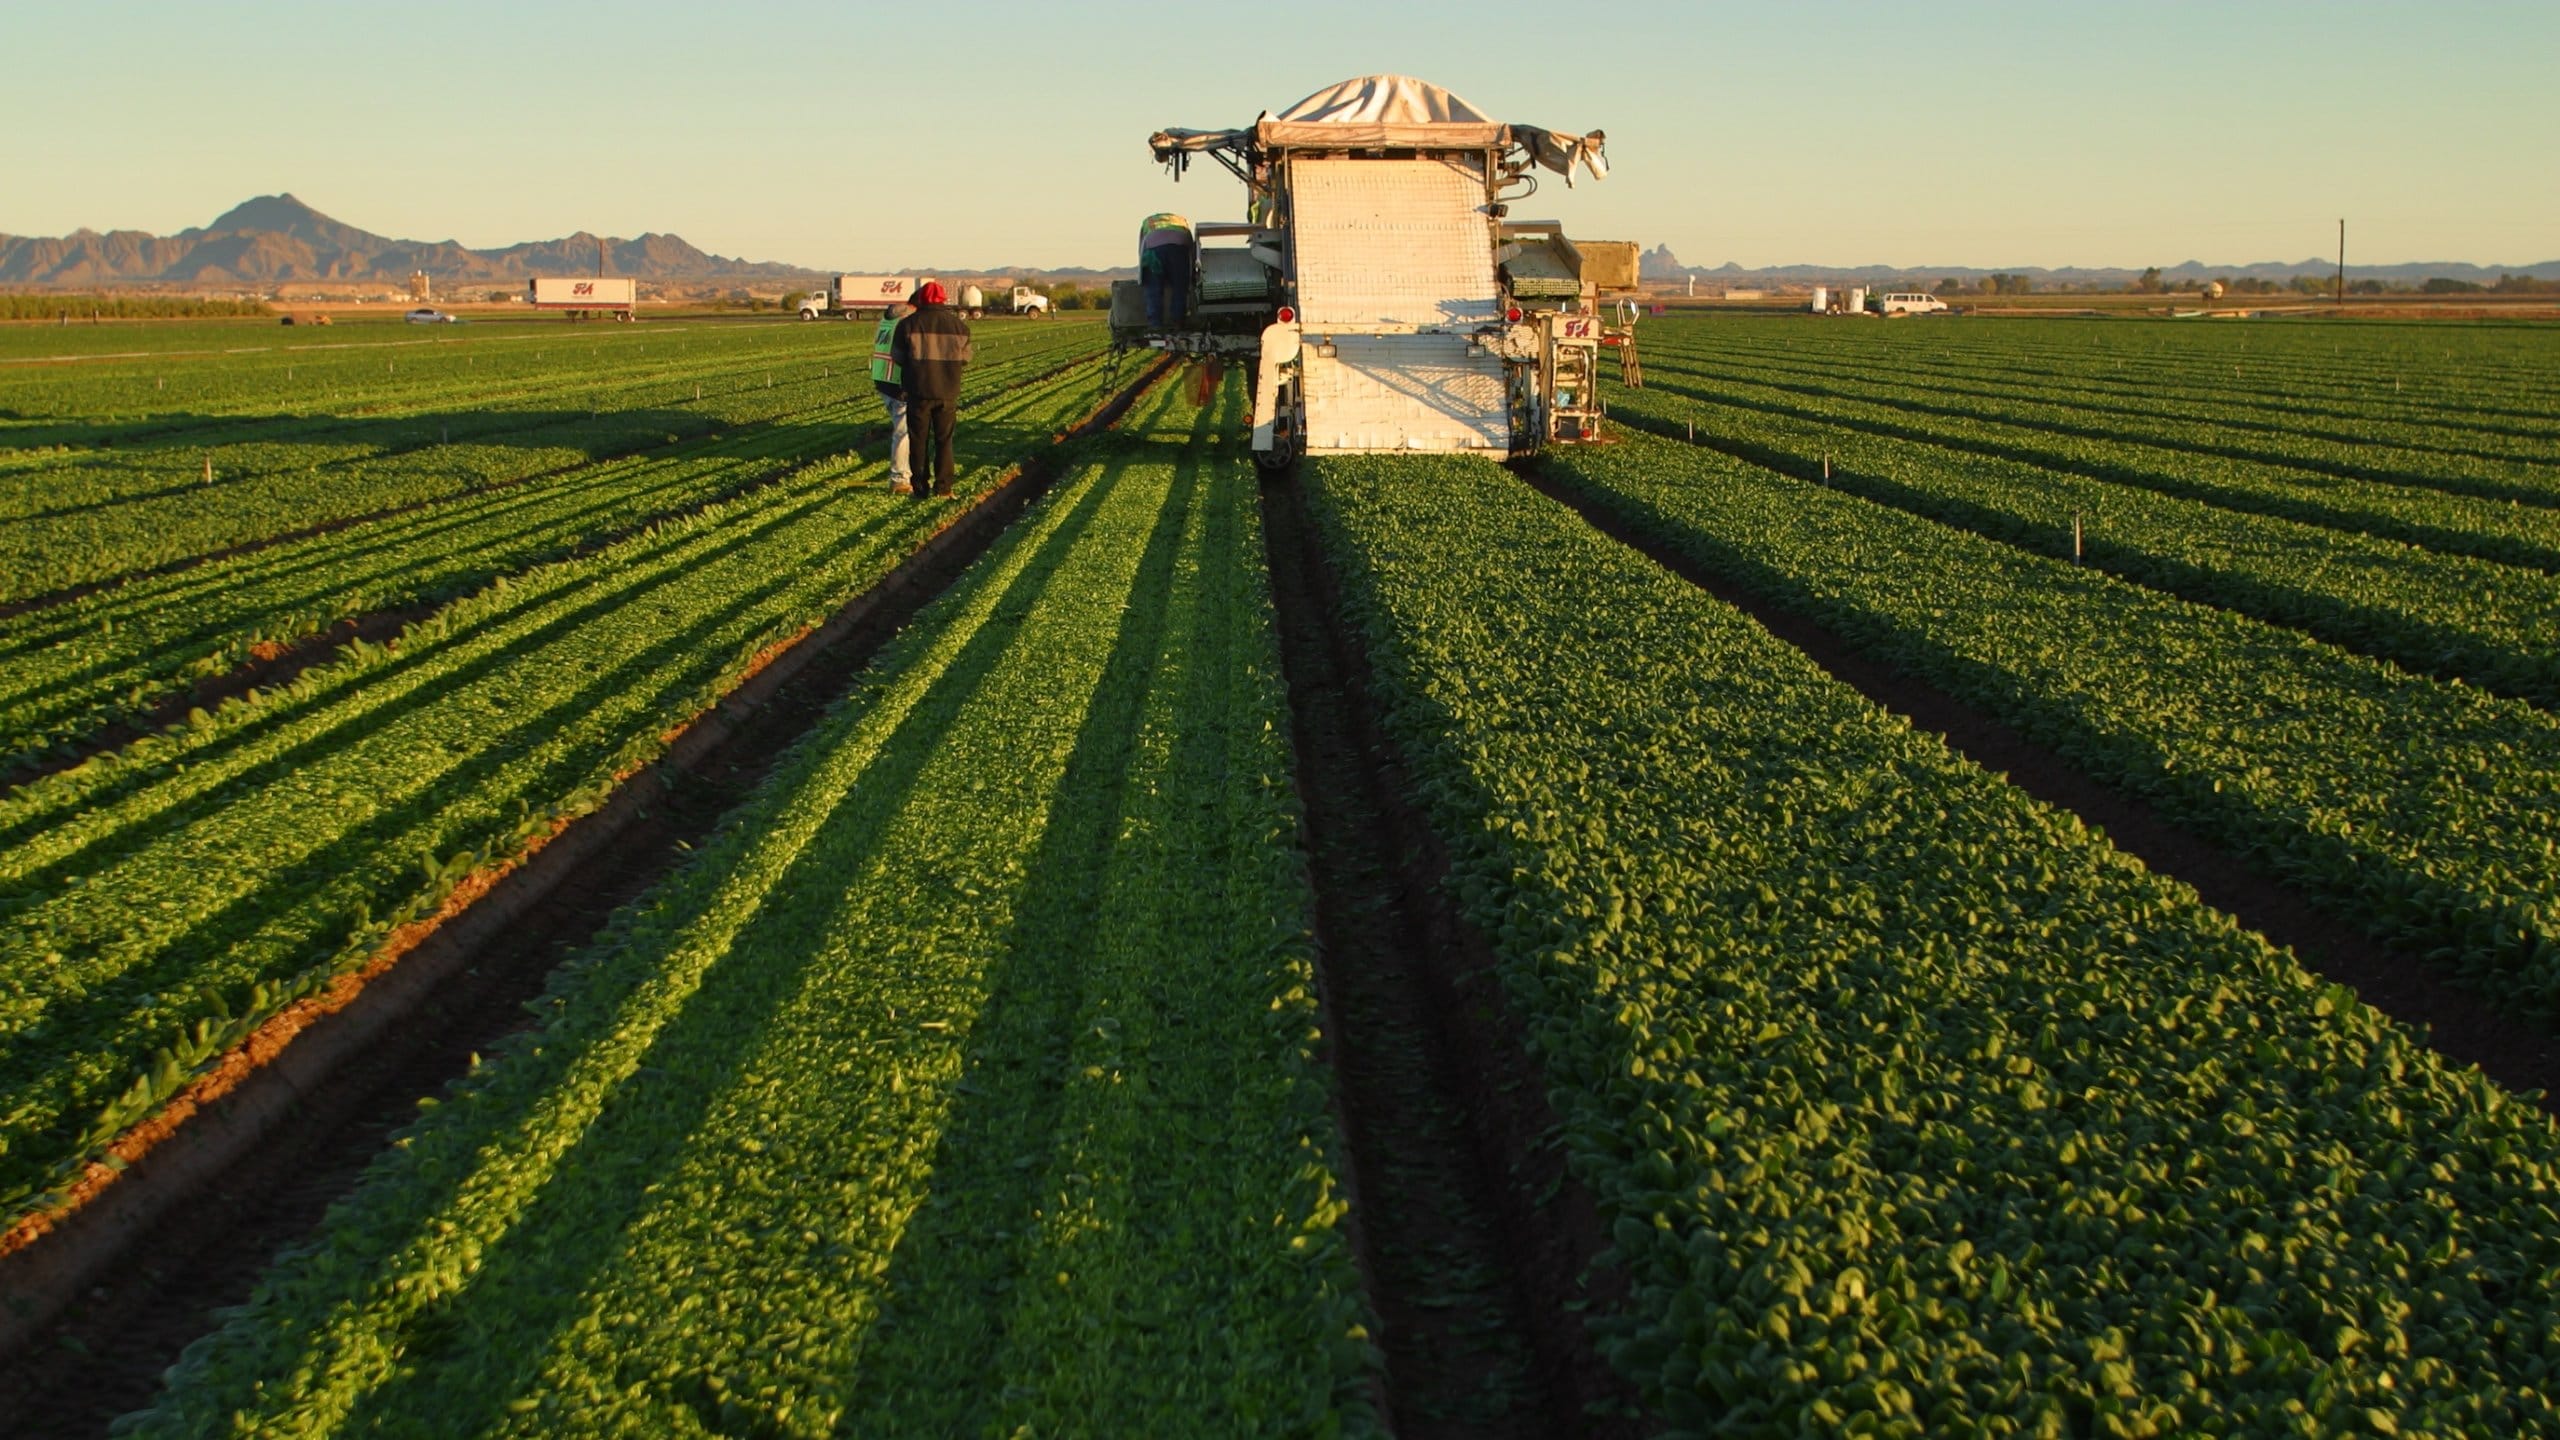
[1276,305,1295,324]
[1506,306,1523,323]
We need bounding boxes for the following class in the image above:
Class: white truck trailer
[800,276,918,320]
[1137,74,1619,469]
[528,276,636,321]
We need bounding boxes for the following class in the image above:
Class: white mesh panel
[1301,335,1510,453]
[1289,156,1498,331]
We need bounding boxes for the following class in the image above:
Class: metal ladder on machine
[1543,312,1605,444]
[1605,296,1643,389]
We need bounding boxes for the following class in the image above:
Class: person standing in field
[893,280,972,498]
[1139,212,1192,328]
[868,290,918,494]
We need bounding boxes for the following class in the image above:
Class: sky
[3,0,2553,273]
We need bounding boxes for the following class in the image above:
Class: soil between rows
[1515,458,2560,1116]
[1261,474,1650,1440]
[0,358,1169,1438]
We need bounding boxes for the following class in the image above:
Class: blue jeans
[1142,244,1192,327]
[880,389,910,486]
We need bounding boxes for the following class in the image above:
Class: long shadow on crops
[0,449,798,756]
[0,407,785,530]
[0,364,1104,772]
[1638,353,2560,515]
[0,370,1103,836]
[827,405,1211,1433]
[1598,411,2560,716]
[0,482,924,1197]
[0,466,847,887]
[313,427,1144,1437]
[1660,346,2560,481]
[1639,370,2560,576]
[1,341,1098,550]
[0,440,852,778]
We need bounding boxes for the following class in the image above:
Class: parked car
[1876,292,1949,316]
[405,307,460,324]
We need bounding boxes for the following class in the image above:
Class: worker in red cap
[892,279,973,498]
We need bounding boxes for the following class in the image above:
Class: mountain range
[4,197,2549,293]
[1638,244,2560,289]
[0,195,818,288]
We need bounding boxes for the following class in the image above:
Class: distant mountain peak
[0,196,821,288]
[208,193,330,233]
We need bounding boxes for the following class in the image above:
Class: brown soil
[1516,462,2560,1115]
[0,359,1170,1439]
[1262,477,1651,1439]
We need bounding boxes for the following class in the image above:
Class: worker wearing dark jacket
[892,281,972,498]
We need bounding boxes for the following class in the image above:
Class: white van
[1877,292,1948,316]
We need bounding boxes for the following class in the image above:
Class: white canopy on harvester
[1151,73,1608,185]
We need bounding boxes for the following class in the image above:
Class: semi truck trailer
[799,276,919,320]
[527,276,636,321]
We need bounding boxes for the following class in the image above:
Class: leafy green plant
[1307,452,2560,1435]
[119,383,1379,1439]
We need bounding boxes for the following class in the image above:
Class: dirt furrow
[1261,474,1647,1440]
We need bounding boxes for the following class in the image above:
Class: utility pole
[2336,218,2345,305]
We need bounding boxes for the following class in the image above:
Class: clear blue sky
[4,0,2552,271]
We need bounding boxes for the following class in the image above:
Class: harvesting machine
[1129,74,1634,471]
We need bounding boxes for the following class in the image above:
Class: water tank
[1811,286,1830,313]
[1845,286,1868,315]
[2203,281,2225,301]
[960,284,985,311]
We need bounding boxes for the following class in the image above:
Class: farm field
[0,320,1103,774]
[0,317,1119,1219]
[6,313,2560,1437]
[120,384,1381,1438]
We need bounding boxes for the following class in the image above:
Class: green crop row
[119,382,1380,1439]
[0,319,968,433]
[1640,337,2560,512]
[1747,317,2559,417]
[1305,451,2560,1436]
[1599,376,2560,711]
[0,322,1103,505]
[0,322,1103,601]
[0,356,1133,1222]
[0,344,1113,773]
[1537,429,2560,1021]
[1633,350,2560,576]
[1674,318,2560,457]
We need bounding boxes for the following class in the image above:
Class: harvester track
[1262,476,1650,1440]
[0,357,1172,1438]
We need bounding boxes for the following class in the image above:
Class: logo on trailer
[573,282,595,296]
[1562,318,1594,338]
[879,280,903,295]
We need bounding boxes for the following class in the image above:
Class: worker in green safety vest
[869,290,919,494]
[1139,213,1192,328]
